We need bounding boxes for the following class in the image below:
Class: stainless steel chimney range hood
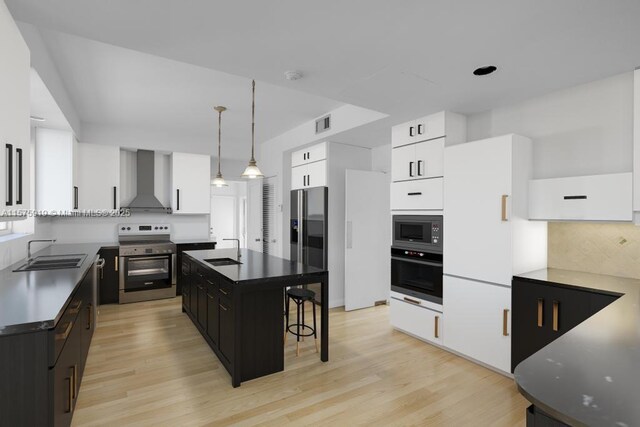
[122,150,172,214]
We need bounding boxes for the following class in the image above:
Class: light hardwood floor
[72,298,528,426]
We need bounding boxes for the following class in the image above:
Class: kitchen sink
[204,257,242,267]
[13,254,88,272]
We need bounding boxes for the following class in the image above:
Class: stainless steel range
[118,223,176,304]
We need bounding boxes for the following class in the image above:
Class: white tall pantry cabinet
[443,134,547,373]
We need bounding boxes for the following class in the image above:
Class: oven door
[119,254,177,303]
[391,251,443,304]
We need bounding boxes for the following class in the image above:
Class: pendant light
[212,106,228,187]
[241,80,264,179]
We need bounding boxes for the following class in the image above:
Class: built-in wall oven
[391,215,443,304]
[118,224,176,304]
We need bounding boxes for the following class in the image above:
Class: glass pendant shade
[242,80,264,179]
[213,106,228,187]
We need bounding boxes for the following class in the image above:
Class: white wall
[467,71,634,179]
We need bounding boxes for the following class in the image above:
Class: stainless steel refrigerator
[291,187,328,303]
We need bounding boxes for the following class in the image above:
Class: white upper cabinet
[0,17,30,217]
[392,138,445,182]
[444,134,547,286]
[291,142,327,167]
[170,152,211,214]
[35,128,78,213]
[391,111,467,149]
[77,143,120,211]
[291,159,327,190]
[529,173,632,222]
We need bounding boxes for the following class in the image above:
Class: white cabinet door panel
[291,165,306,191]
[444,136,512,286]
[415,138,444,179]
[391,178,443,210]
[390,296,443,345]
[529,173,632,221]
[77,143,120,211]
[391,144,416,182]
[392,121,414,148]
[443,275,511,372]
[306,160,327,188]
[171,152,211,214]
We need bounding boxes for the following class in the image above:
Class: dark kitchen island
[182,248,328,387]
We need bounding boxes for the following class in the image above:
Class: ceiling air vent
[315,114,331,134]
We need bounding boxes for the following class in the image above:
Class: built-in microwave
[392,215,442,253]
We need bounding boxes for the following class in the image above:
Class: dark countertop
[185,248,326,285]
[173,238,217,245]
[0,243,102,336]
[514,268,640,427]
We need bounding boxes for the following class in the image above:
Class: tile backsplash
[548,222,640,279]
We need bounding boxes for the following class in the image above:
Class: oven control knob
[164,226,168,230]
[127,227,131,230]
[121,227,125,230]
[154,227,158,230]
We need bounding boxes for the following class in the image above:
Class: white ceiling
[30,68,72,131]
[8,0,640,150]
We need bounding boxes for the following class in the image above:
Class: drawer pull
[219,288,228,296]
[434,315,440,338]
[66,378,72,413]
[537,298,544,327]
[503,309,509,336]
[552,301,559,331]
[403,297,421,306]
[115,256,118,272]
[564,195,587,200]
[56,321,73,341]
[69,300,82,314]
[407,192,422,196]
[72,364,77,399]
[219,303,228,311]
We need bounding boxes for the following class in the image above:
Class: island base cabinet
[443,275,511,373]
[206,291,219,346]
[526,405,569,426]
[52,320,82,427]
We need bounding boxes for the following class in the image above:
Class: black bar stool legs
[284,287,318,356]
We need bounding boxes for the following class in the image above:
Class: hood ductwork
[123,150,171,213]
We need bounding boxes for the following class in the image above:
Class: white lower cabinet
[442,275,511,373]
[390,178,443,210]
[390,291,442,345]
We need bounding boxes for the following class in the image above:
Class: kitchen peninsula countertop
[514,268,640,427]
[0,243,102,335]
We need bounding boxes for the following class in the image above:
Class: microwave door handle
[391,256,442,268]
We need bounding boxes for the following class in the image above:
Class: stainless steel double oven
[391,215,443,304]
[118,224,176,304]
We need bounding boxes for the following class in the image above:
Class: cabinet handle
[176,189,180,211]
[303,175,306,187]
[552,301,559,332]
[219,303,228,311]
[409,126,415,137]
[501,194,509,221]
[537,298,544,327]
[5,144,12,206]
[434,315,440,338]
[72,364,77,399]
[87,304,92,330]
[417,160,423,176]
[219,288,228,296]
[74,186,79,210]
[503,309,509,336]
[56,321,73,341]
[417,124,424,135]
[407,192,422,196]
[403,296,421,306]
[66,377,72,413]
[307,152,310,160]
[409,161,414,177]
[113,186,117,210]
[563,195,587,200]
[69,300,82,314]
[16,147,22,205]
[303,152,307,161]
[115,256,119,272]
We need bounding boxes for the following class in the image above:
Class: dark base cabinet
[98,247,119,304]
[526,405,569,427]
[512,277,619,372]
[176,242,216,295]
[0,263,97,426]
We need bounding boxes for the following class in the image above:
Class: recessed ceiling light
[284,70,303,81]
[30,116,46,122]
[473,65,497,76]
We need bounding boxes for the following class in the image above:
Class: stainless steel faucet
[223,238,241,259]
[27,239,57,262]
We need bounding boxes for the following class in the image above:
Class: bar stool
[284,287,318,356]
